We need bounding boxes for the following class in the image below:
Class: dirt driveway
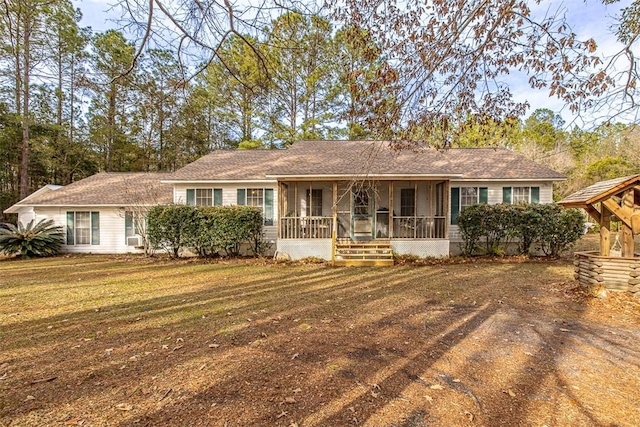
[1,255,639,426]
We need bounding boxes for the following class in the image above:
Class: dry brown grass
[1,252,639,426]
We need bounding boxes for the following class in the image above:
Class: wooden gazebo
[559,175,640,292]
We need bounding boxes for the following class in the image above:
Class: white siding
[448,180,555,241]
[33,207,141,254]
[16,207,35,227]
[449,180,554,204]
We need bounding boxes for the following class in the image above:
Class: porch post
[414,181,418,239]
[429,181,434,238]
[445,180,450,238]
[333,181,338,242]
[294,182,298,216]
[277,181,282,239]
[389,181,394,239]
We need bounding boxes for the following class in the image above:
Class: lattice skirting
[277,239,333,260]
[391,240,450,258]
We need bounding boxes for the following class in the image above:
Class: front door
[351,188,374,240]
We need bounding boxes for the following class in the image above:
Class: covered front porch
[276,179,451,261]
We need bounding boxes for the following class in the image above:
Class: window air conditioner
[127,236,142,247]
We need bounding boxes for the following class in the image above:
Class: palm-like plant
[0,219,65,258]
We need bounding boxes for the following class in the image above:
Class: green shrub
[147,205,199,257]
[147,205,266,258]
[195,206,264,256]
[457,203,584,257]
[457,204,485,256]
[481,203,513,255]
[510,204,547,255]
[0,219,64,258]
[536,207,584,257]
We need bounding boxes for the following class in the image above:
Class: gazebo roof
[558,174,640,208]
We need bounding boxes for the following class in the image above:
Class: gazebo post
[622,189,635,257]
[600,204,611,257]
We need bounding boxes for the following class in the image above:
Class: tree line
[0,1,638,222]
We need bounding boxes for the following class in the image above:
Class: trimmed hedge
[147,205,198,257]
[457,203,584,257]
[194,206,264,256]
[147,205,268,258]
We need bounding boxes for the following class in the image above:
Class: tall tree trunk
[19,14,31,199]
[14,24,21,116]
[68,52,75,184]
[159,94,164,170]
[290,82,297,143]
[54,33,64,183]
[107,82,116,171]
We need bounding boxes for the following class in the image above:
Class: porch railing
[392,216,447,239]
[280,216,333,239]
[280,216,446,239]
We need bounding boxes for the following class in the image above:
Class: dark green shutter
[91,212,100,245]
[237,189,246,205]
[213,188,222,206]
[186,189,195,205]
[503,187,512,204]
[531,187,540,204]
[479,187,488,204]
[451,187,460,225]
[66,212,74,245]
[264,189,274,225]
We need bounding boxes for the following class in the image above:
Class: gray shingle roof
[439,147,566,180]
[12,173,173,206]
[267,140,455,177]
[11,141,564,208]
[165,141,564,181]
[166,150,285,181]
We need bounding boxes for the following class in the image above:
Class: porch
[276,180,451,262]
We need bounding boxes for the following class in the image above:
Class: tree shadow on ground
[1,258,639,426]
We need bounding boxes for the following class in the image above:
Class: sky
[72,0,635,128]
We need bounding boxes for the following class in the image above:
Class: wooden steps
[334,241,394,266]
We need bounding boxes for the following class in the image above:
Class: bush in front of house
[481,203,515,255]
[0,219,64,258]
[147,204,266,258]
[509,203,548,255]
[457,203,584,257]
[535,205,585,257]
[195,205,265,257]
[457,203,516,256]
[147,205,199,258]
[456,204,485,256]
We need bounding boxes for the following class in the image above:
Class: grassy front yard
[1,255,639,426]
